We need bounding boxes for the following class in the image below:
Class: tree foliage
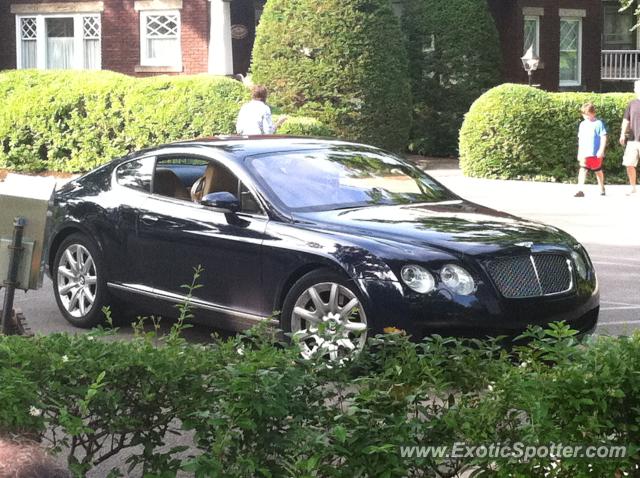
[251,0,412,152]
[402,0,502,156]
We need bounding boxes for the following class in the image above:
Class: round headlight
[571,250,587,279]
[401,265,436,294]
[440,264,476,295]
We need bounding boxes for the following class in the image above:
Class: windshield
[246,148,456,212]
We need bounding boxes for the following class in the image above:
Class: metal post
[1,217,26,335]
[528,70,533,87]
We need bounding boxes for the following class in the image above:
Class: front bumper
[359,278,599,340]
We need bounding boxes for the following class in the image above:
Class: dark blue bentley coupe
[46,137,598,359]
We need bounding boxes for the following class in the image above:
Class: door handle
[140,214,159,224]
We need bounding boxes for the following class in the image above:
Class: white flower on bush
[61,355,69,363]
[520,361,528,369]
[29,406,42,417]
[87,335,94,341]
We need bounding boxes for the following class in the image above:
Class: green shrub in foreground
[459,83,633,183]
[251,0,412,152]
[0,70,331,173]
[1,321,639,477]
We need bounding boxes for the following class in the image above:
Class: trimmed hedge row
[0,70,333,173]
[459,84,633,183]
[1,321,638,477]
[251,0,412,152]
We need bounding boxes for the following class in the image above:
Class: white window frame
[559,16,582,87]
[15,13,102,70]
[523,15,540,56]
[139,9,182,68]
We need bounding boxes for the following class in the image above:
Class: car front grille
[485,254,573,299]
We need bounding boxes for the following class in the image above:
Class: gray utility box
[0,174,56,291]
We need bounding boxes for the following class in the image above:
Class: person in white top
[236,85,286,135]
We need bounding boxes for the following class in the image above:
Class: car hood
[294,200,575,257]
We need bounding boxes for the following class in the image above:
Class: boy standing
[575,102,607,197]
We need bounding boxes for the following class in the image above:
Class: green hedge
[459,84,633,183]
[251,0,412,152]
[1,321,638,477]
[0,70,331,173]
[401,0,501,157]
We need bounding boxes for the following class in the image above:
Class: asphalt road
[2,160,638,339]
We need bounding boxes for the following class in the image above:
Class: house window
[603,3,635,50]
[559,17,582,86]
[19,17,37,68]
[83,16,101,69]
[16,14,101,70]
[140,11,181,67]
[523,16,540,55]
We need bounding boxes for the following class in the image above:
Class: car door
[136,154,270,320]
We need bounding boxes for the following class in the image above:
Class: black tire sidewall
[52,233,109,328]
[280,268,370,334]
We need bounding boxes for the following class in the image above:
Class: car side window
[186,158,264,216]
[153,157,207,201]
[115,157,154,192]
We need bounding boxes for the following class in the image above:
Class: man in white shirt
[236,85,286,135]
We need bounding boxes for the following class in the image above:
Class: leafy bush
[460,83,633,183]
[0,71,332,173]
[402,0,501,156]
[251,0,412,152]
[1,321,639,477]
[276,115,335,137]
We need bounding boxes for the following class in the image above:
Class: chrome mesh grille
[486,254,572,298]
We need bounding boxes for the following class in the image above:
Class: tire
[281,268,369,361]
[52,233,111,328]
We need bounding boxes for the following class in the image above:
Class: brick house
[0,0,638,91]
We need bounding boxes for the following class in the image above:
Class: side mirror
[201,191,240,213]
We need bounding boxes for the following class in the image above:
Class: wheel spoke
[344,321,367,333]
[85,275,97,286]
[64,249,79,273]
[293,306,321,324]
[83,286,95,304]
[328,283,339,313]
[339,298,360,319]
[59,282,77,296]
[58,266,75,280]
[337,338,356,351]
[78,289,86,315]
[307,287,326,313]
[81,256,94,275]
[69,287,82,313]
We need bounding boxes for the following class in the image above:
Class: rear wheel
[52,233,110,328]
[281,269,369,361]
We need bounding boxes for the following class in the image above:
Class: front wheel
[281,269,369,361]
[52,233,110,328]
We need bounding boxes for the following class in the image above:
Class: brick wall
[0,0,210,76]
[489,0,602,92]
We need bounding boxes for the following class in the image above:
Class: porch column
[208,0,233,75]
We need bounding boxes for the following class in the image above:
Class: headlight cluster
[400,264,476,295]
[571,249,588,279]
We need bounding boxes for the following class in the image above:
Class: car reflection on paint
[46,137,599,360]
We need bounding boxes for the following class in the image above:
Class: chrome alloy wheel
[56,244,98,318]
[291,282,367,361]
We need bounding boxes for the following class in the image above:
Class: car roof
[132,136,383,162]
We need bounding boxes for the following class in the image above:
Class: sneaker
[600,190,606,196]
[574,191,585,197]
[626,189,637,196]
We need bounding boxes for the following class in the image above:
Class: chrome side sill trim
[107,282,278,324]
